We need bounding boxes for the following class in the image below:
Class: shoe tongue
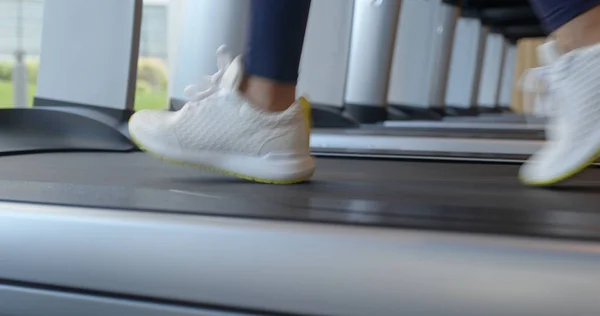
[219,55,244,92]
[538,41,561,65]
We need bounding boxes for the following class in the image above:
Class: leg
[242,0,312,112]
[519,0,600,185]
[529,0,600,51]
[129,0,315,184]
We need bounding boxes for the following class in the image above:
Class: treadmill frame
[445,15,488,112]
[1,201,600,316]
[477,32,507,111]
[387,0,458,117]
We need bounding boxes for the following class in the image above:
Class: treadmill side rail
[310,130,544,158]
[0,284,253,316]
[1,202,599,316]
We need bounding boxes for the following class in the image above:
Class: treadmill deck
[1,151,599,240]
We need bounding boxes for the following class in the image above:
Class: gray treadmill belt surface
[1,152,600,241]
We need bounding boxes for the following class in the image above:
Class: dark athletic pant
[244,0,312,83]
[244,0,600,83]
[529,0,600,32]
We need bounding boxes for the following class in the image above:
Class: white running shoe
[520,41,563,138]
[129,46,315,184]
[519,41,600,186]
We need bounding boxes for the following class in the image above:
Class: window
[135,0,170,111]
[0,0,171,110]
[0,0,43,108]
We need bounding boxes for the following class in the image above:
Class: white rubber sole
[520,130,600,186]
[130,130,316,184]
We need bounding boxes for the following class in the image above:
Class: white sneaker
[129,46,315,184]
[520,40,562,139]
[519,42,600,186]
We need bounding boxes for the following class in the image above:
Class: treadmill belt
[1,152,600,240]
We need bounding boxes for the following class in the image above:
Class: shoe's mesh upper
[167,93,308,156]
[131,45,310,159]
[521,43,600,181]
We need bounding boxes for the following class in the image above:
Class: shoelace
[183,45,233,102]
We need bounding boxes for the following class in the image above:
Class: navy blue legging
[244,0,600,83]
[529,0,600,32]
[244,0,312,83]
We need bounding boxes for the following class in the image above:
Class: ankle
[555,6,600,52]
[239,76,296,112]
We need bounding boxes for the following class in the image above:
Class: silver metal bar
[387,0,457,109]
[311,151,529,163]
[297,0,354,108]
[170,0,250,102]
[477,33,507,109]
[1,202,599,316]
[499,43,518,109]
[344,0,401,107]
[310,130,543,155]
[445,17,488,109]
[383,120,545,131]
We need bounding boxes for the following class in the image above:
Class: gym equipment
[3,0,600,315]
[388,0,546,130]
[444,10,488,115]
[499,43,518,110]
[308,0,546,136]
[2,152,600,316]
[310,127,544,160]
[169,0,362,128]
[387,0,458,120]
[296,0,359,127]
[477,4,529,112]
[166,0,548,155]
[444,0,544,116]
[476,32,507,112]
[169,0,539,130]
[0,0,141,154]
[169,0,250,111]
[479,2,544,113]
[12,0,546,158]
[343,0,401,123]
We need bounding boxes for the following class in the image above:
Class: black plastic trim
[444,106,481,116]
[0,99,135,154]
[343,103,388,124]
[389,104,444,121]
[311,103,360,128]
[477,106,504,114]
[34,97,134,122]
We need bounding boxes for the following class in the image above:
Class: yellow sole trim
[298,96,312,148]
[129,132,314,185]
[520,148,600,187]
